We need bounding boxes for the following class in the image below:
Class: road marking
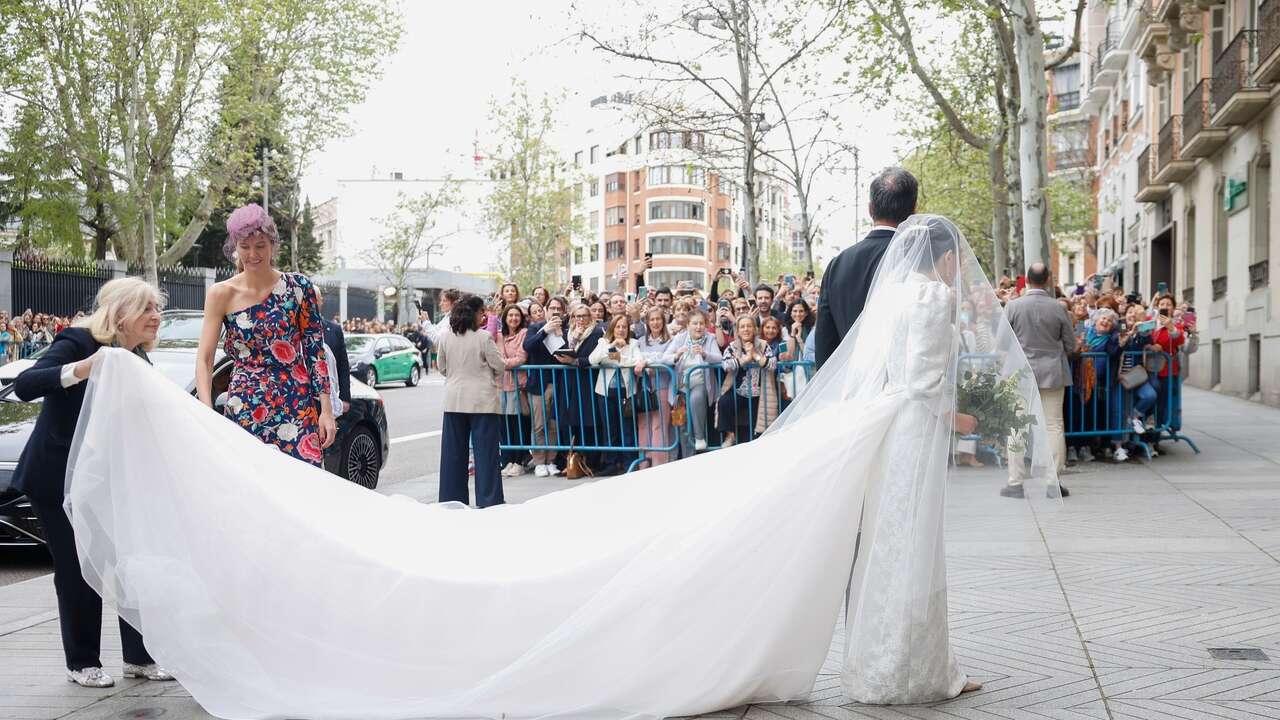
[390,430,442,445]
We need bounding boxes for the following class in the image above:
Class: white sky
[300,1,907,274]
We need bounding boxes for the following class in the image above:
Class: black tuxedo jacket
[814,227,896,369]
[11,328,104,503]
[321,318,351,403]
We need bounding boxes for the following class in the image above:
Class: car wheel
[406,364,421,387]
[364,367,378,387]
[342,426,381,489]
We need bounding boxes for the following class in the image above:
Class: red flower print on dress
[270,340,297,364]
[251,405,269,425]
[298,432,324,463]
[290,362,310,384]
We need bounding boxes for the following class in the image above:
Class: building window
[605,206,626,226]
[632,170,641,191]
[647,270,706,291]
[647,130,705,151]
[590,244,599,262]
[634,136,642,154]
[606,240,624,259]
[574,247,584,265]
[633,204,641,225]
[633,237,640,256]
[1184,205,1196,290]
[605,173,625,192]
[649,235,706,256]
[717,243,732,261]
[649,200,705,222]
[1214,178,1228,277]
[1211,7,1227,59]
[590,178,599,196]
[574,151,583,167]
[1254,158,1271,263]
[717,208,731,228]
[649,131,671,149]
[589,145,599,163]
[590,210,600,228]
[574,184,583,203]
[648,164,706,187]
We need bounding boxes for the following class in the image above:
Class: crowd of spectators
[0,309,78,363]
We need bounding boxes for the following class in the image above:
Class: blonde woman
[11,278,173,687]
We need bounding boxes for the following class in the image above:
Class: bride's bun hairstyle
[897,214,961,274]
[224,203,280,264]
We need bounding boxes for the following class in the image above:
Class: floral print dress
[222,272,332,466]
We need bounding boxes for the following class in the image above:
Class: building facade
[1077,0,1278,405]
[564,97,792,295]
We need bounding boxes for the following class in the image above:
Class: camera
[720,318,734,333]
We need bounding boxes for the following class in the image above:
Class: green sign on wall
[1225,176,1249,214]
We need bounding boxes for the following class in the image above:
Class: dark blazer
[815,227,896,369]
[321,318,351,403]
[560,326,603,428]
[522,320,563,396]
[11,328,103,503]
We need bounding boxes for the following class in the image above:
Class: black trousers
[440,412,504,508]
[31,497,154,671]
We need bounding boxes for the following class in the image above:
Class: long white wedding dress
[64,216,1058,720]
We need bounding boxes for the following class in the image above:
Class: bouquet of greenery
[956,368,1039,453]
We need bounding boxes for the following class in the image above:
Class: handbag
[1142,345,1168,374]
[1119,364,1149,390]
[565,449,593,479]
[670,397,687,427]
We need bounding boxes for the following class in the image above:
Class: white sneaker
[499,463,517,478]
[534,464,550,478]
[122,663,174,681]
[1130,417,1146,435]
[67,667,114,688]
[545,464,561,476]
[1079,447,1095,462]
[1114,447,1129,462]
[694,438,707,452]
[1066,447,1079,463]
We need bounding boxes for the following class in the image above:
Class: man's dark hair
[655,287,673,299]
[869,167,919,224]
[753,283,774,300]
[449,295,484,334]
[1026,262,1051,287]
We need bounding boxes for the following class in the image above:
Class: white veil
[62,214,1057,720]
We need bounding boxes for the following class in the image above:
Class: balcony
[1251,260,1270,290]
[1135,145,1172,202]
[1092,23,1124,89]
[1051,90,1081,114]
[1181,78,1230,157]
[1256,0,1280,82]
[1155,115,1196,183]
[1136,1,1170,60]
[1212,275,1228,300]
[1052,147,1091,171]
[1211,30,1270,127]
[1154,0,1179,23]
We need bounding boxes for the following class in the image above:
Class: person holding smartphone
[1149,293,1185,436]
[1117,302,1158,451]
[522,296,570,477]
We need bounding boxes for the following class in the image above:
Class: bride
[63,215,1058,720]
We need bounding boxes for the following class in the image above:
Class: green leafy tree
[481,85,584,292]
[365,182,464,324]
[291,198,325,275]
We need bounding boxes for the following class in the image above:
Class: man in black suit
[814,167,919,369]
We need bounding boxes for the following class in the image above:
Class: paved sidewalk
[2,387,1277,719]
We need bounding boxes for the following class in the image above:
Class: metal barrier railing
[496,350,1197,475]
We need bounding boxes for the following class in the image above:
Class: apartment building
[1078,0,1279,405]
[565,96,792,296]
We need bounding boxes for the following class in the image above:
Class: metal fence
[13,257,113,316]
[128,264,208,310]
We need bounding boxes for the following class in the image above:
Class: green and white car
[347,333,423,388]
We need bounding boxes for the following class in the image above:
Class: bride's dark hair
[899,215,960,274]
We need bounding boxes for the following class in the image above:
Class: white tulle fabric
[64,214,1057,720]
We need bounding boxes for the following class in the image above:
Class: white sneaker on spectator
[1079,447,1095,462]
[534,464,550,478]
[66,667,114,688]
[1114,447,1129,462]
[500,463,520,478]
[545,464,561,476]
[1130,417,1146,435]
[1066,447,1079,464]
[694,438,707,452]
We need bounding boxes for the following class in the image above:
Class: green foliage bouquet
[956,368,1039,453]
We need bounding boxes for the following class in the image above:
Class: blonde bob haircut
[74,277,166,351]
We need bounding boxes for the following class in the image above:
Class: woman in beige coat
[437,295,507,507]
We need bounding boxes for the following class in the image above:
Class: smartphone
[644,252,653,263]
[571,274,582,289]
[718,298,730,310]
[1158,307,1171,317]
[626,292,635,302]
[784,274,795,288]
[1183,310,1197,325]
[1137,320,1157,333]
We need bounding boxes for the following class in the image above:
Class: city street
[1,385,1278,719]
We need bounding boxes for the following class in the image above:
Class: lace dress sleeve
[904,281,955,417]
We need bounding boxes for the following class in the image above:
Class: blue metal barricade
[1064,350,1199,456]
[674,360,815,454]
[503,364,680,473]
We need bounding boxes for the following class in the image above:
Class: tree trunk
[989,138,1010,279]
[1011,0,1052,268]
[799,193,815,275]
[140,195,159,286]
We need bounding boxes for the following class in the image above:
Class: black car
[0,311,390,547]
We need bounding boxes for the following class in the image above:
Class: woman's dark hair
[449,295,484,334]
[547,295,569,316]
[787,299,814,332]
[501,282,520,299]
[759,315,783,343]
[500,303,527,336]
[869,167,919,224]
[901,215,959,273]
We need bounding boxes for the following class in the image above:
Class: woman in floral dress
[196,203,335,465]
